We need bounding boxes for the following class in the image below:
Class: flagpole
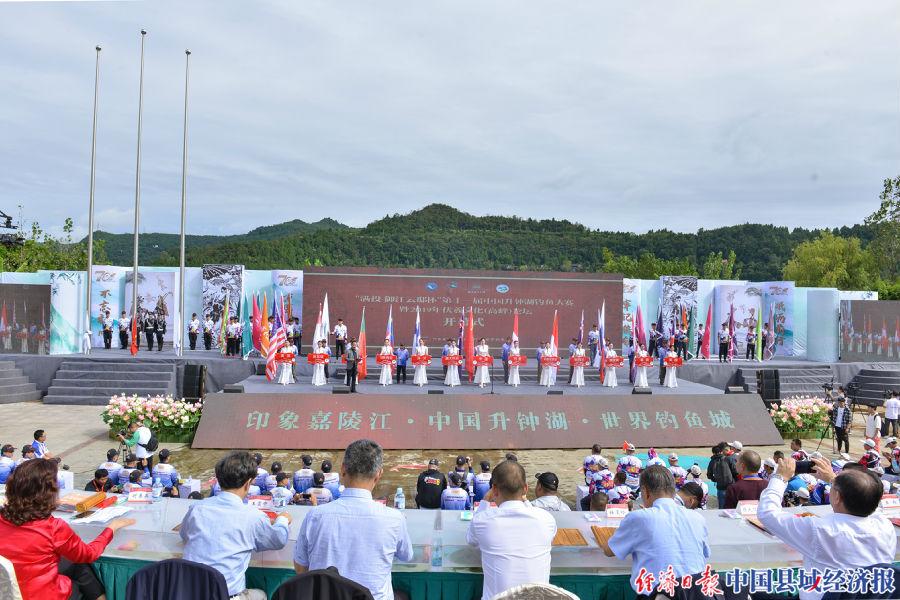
[177,49,191,357]
[131,30,147,342]
[85,45,101,355]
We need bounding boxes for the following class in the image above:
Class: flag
[550,309,559,356]
[358,306,368,380]
[882,317,889,354]
[130,313,138,356]
[286,294,293,322]
[321,293,331,346]
[465,307,475,382]
[727,303,735,362]
[385,305,394,346]
[630,312,638,383]
[595,303,607,382]
[457,309,465,350]
[260,293,270,358]
[220,295,230,355]
[755,306,763,361]
[765,302,776,360]
[241,293,253,359]
[655,307,663,339]
[701,304,712,359]
[512,309,519,344]
[251,293,261,352]
[634,305,646,349]
[42,302,46,329]
[266,295,288,380]
[412,306,421,348]
[687,305,697,359]
[578,309,584,345]
[0,301,6,331]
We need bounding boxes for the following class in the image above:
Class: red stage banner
[306,353,329,365]
[569,356,590,367]
[411,355,433,366]
[508,355,527,366]
[274,353,295,364]
[540,356,561,367]
[376,354,398,366]
[605,356,625,367]
[664,356,683,368]
[442,355,462,366]
[193,393,784,449]
[474,355,494,366]
[634,356,653,367]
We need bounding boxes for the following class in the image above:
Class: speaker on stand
[183,364,207,400]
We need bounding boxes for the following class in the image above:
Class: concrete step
[58,361,176,373]
[46,385,172,397]
[0,375,29,386]
[0,361,17,371]
[0,382,40,395]
[0,389,42,404]
[54,369,174,381]
[51,377,172,388]
[43,394,112,406]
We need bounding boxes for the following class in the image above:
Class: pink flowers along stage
[768,395,831,437]
[102,394,203,439]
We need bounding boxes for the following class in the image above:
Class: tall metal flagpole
[131,30,147,347]
[177,49,191,357]
[85,45,101,356]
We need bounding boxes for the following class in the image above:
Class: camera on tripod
[118,429,128,437]
[822,382,833,392]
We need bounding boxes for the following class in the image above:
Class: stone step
[46,385,172,398]
[55,370,174,382]
[0,382,39,395]
[0,389,42,404]
[58,361,177,373]
[51,377,172,388]
[43,394,113,406]
[0,361,16,371]
[0,374,27,385]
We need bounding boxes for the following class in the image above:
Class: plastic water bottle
[151,477,163,502]
[430,533,443,567]
[394,487,405,510]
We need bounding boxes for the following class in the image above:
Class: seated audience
[321,459,341,499]
[606,471,632,504]
[589,491,609,512]
[308,472,334,504]
[441,472,471,510]
[473,460,492,502]
[677,481,704,509]
[117,454,139,487]
[84,469,114,493]
[724,449,766,509]
[252,452,268,491]
[98,449,121,486]
[531,472,571,512]
[270,472,294,506]
[0,444,16,484]
[18,445,35,465]
[293,454,315,492]
[151,449,180,490]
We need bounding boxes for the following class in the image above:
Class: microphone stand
[489,356,495,395]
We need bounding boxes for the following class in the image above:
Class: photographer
[117,420,157,471]
[827,389,851,454]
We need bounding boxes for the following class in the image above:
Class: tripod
[814,421,835,454]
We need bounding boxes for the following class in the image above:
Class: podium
[569,356,590,367]
[605,356,625,368]
[306,353,329,365]
[411,355,433,366]
[508,355,527,367]
[473,355,494,367]
[376,354,398,366]
[634,356,653,368]
[540,356,561,367]
[664,356,683,368]
[441,355,462,366]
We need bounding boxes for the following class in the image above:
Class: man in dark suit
[345,339,360,393]
[155,312,166,352]
[143,312,156,351]
[829,390,852,453]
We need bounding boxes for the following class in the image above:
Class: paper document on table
[74,505,132,523]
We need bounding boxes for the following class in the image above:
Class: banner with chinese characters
[90,265,128,347]
[713,284,762,357]
[272,270,303,323]
[760,281,794,357]
[192,393,782,449]
[622,278,641,352]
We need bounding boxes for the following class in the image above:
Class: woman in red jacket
[0,459,134,600]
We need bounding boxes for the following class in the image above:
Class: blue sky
[1,1,899,238]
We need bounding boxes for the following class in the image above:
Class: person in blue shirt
[0,444,16,484]
[473,460,492,502]
[321,459,341,499]
[394,344,410,384]
[270,472,295,506]
[441,472,471,510]
[151,449,180,490]
[448,455,475,490]
[98,448,122,487]
[117,453,139,486]
[657,342,669,385]
[293,454,315,492]
[252,452,269,491]
[265,461,293,493]
[441,339,452,378]
[501,337,511,384]
[31,429,53,459]
[567,338,578,384]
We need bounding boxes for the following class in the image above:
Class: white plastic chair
[491,582,579,600]
[0,555,23,600]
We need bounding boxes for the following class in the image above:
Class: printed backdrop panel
[714,284,763,357]
[90,265,128,347]
[271,270,303,323]
[202,264,244,349]
[125,270,177,345]
[659,276,697,336]
[49,271,85,355]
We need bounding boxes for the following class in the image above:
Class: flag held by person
[266,295,288,381]
[594,302,606,383]
[385,305,394,346]
[465,307,475,382]
[260,293,270,358]
[512,309,519,344]
[701,304,712,359]
[241,293,253,359]
[412,305,421,348]
[727,303,736,362]
[219,295,230,355]
[358,306,368,380]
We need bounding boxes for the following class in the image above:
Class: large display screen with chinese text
[302,267,623,351]
[192,393,783,449]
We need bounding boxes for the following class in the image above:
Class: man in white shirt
[884,390,899,437]
[531,472,571,512]
[333,318,348,359]
[758,456,896,600]
[466,460,557,600]
[117,420,156,471]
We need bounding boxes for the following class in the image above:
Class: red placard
[442,355,462,366]
[474,355,494,366]
[605,356,625,367]
[274,353,295,364]
[540,356,561,367]
[569,356,590,367]
[376,354,398,366]
[411,355,433,366]
[634,356,653,367]
[508,355,527,366]
[664,356,683,368]
[341,354,347,364]
[306,353,330,365]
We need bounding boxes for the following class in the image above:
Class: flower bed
[768,396,831,438]
[102,394,202,444]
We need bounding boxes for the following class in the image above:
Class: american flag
[266,295,288,381]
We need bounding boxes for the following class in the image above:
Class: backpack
[710,455,734,487]
[139,430,159,453]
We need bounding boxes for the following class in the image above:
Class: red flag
[634,305,646,349]
[701,304,712,359]
[550,309,559,356]
[0,300,6,331]
[130,314,138,356]
[358,307,368,380]
[251,293,261,351]
[727,304,736,362]
[465,307,475,382]
[882,317,889,353]
[512,309,519,344]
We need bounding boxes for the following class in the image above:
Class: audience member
[30,429,53,459]
[270,472,294,506]
[117,454,139,487]
[151,449,179,491]
[707,442,736,508]
[441,472,471,510]
[293,454,315,492]
[252,452,268,491]
[19,445,35,465]
[616,442,643,490]
[466,460,557,600]
[677,482,704,509]
[790,439,809,461]
[449,455,475,489]
[415,459,446,509]
[98,449,121,486]
[0,444,16,484]
[724,450,766,509]
[294,439,413,600]
[308,472,334,504]
[589,491,609,512]
[606,471,632,504]
[84,469,114,493]
[473,460,492,502]
[531,472,571,512]
[321,459,341,499]
[181,451,292,600]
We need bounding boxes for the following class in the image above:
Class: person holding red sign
[474,338,491,388]
[539,342,557,387]
[413,339,429,387]
[664,348,679,388]
[570,342,586,388]
[635,343,650,388]
[508,340,521,387]
[378,338,394,386]
[311,340,328,386]
[444,341,461,387]
[603,340,618,388]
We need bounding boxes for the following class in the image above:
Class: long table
[46,495,899,600]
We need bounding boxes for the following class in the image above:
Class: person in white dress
[445,341,461,387]
[603,341,618,388]
[379,339,394,386]
[635,343,649,388]
[474,338,491,388]
[507,340,521,387]
[311,340,328,386]
[276,343,295,385]
[413,339,430,387]
[664,351,679,388]
[571,342,586,387]
[539,342,557,387]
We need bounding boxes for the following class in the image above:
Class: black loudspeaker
[332,387,351,394]
[255,363,267,376]
[725,386,746,394]
[547,390,564,395]
[183,364,206,400]
[756,369,780,401]
[223,384,244,393]
[631,387,652,394]
[427,389,444,394]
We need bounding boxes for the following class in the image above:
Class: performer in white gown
[379,339,394,386]
[507,340,521,387]
[570,342,586,387]
[474,338,491,388]
[276,344,295,385]
[413,339,429,387]
[444,341,461,387]
[635,343,650,388]
[603,341,618,388]
[664,353,679,388]
[311,340,328,386]
[539,342,557,387]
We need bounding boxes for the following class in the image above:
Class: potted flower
[768,395,831,439]
[102,394,203,444]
